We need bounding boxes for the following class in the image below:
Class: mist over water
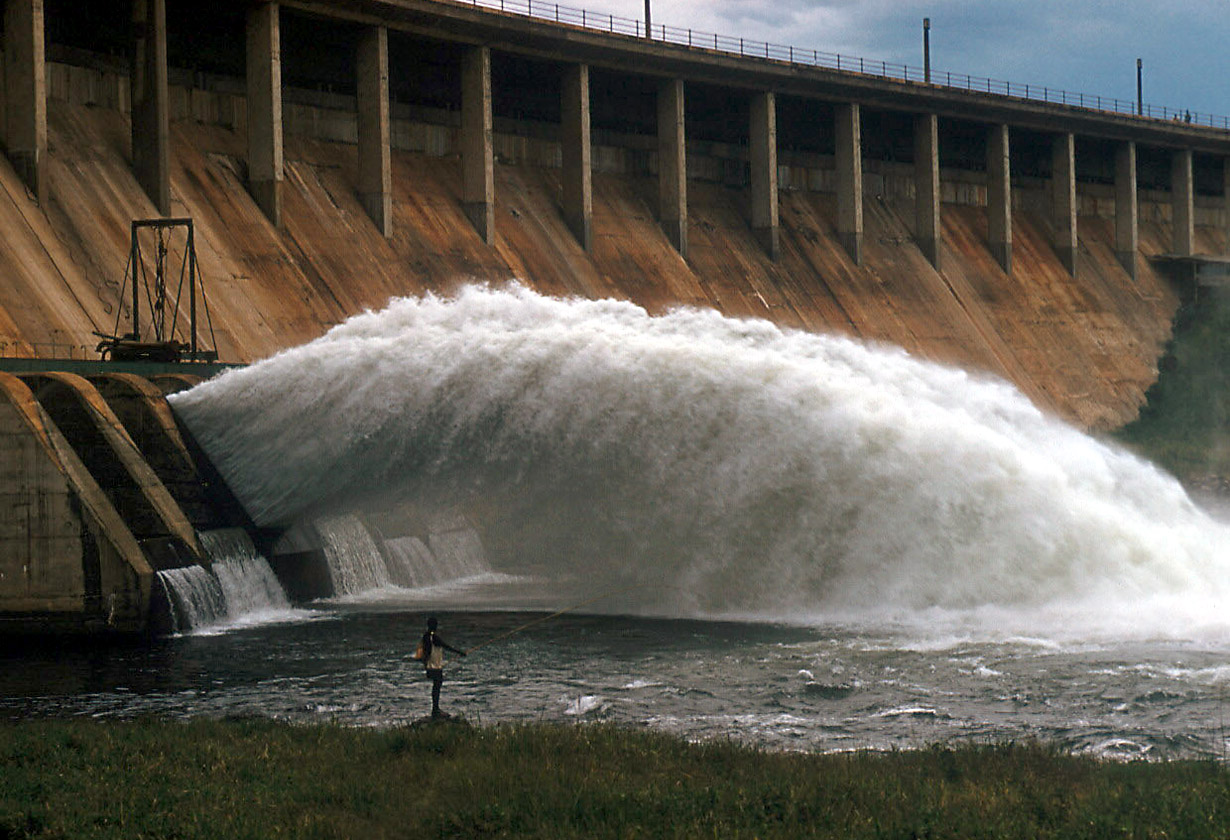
[170,284,1230,643]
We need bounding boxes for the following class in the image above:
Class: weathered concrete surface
[87,372,232,532]
[0,88,1221,431]
[18,372,202,567]
[0,371,152,633]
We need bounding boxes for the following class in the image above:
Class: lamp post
[923,18,931,84]
[1136,58,1143,115]
[645,0,652,39]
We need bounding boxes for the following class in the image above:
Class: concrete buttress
[1115,141,1138,279]
[0,372,152,634]
[19,373,202,570]
[356,25,392,238]
[656,77,687,257]
[246,2,283,227]
[987,123,1012,275]
[3,0,47,203]
[561,63,592,251]
[749,91,778,260]
[130,0,171,216]
[461,46,494,243]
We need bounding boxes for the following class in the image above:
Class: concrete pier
[1052,132,1077,276]
[356,26,391,238]
[246,2,283,227]
[1225,159,1230,256]
[749,91,778,260]
[913,113,941,268]
[987,123,1012,275]
[0,372,153,634]
[1171,149,1194,257]
[461,46,494,244]
[561,63,592,251]
[836,102,863,265]
[20,372,201,565]
[3,0,47,204]
[130,0,171,216]
[1115,142,1138,279]
[656,77,687,256]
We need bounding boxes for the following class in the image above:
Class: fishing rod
[465,581,649,655]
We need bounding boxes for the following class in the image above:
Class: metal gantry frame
[98,218,218,362]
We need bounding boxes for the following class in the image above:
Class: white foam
[170,284,1230,642]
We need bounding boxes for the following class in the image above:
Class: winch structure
[95,218,217,363]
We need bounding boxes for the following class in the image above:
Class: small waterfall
[315,514,391,595]
[383,536,437,586]
[427,528,488,580]
[159,564,227,631]
[383,529,488,587]
[158,528,292,633]
[312,509,491,593]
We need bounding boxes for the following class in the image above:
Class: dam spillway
[2,287,1228,641]
[1,0,1229,634]
[0,357,498,634]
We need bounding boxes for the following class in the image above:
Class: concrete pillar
[1051,132,1077,276]
[246,2,283,227]
[913,113,940,268]
[461,46,494,243]
[1224,158,1230,256]
[749,91,778,260]
[836,102,863,265]
[3,0,47,203]
[561,63,592,251]
[356,26,391,237]
[1115,141,1138,279]
[656,77,686,257]
[130,0,171,216]
[1172,148,1194,257]
[987,123,1011,275]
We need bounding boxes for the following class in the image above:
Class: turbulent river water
[4,285,1228,758]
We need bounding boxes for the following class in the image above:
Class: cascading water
[315,514,392,596]
[168,285,1230,642]
[158,528,295,633]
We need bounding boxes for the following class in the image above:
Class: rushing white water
[315,514,392,595]
[169,285,1230,642]
[158,529,296,633]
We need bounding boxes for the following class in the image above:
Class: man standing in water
[416,616,466,718]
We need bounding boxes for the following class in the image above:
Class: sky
[560,0,1230,120]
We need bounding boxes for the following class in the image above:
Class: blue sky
[567,0,1230,120]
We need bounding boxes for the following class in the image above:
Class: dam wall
[2,0,1230,634]
[1,50,1224,430]
[2,0,1228,433]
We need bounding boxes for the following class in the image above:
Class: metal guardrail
[0,341,96,360]
[450,0,1230,131]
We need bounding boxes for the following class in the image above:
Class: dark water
[4,604,1228,760]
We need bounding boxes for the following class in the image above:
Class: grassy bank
[2,719,1228,839]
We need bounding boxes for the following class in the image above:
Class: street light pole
[923,18,931,84]
[645,0,652,39]
[1136,58,1143,115]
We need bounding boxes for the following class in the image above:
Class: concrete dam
[2,0,1229,634]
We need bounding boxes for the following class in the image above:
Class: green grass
[1116,284,1230,483]
[2,718,1229,839]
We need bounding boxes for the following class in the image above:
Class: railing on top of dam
[449,0,1230,131]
